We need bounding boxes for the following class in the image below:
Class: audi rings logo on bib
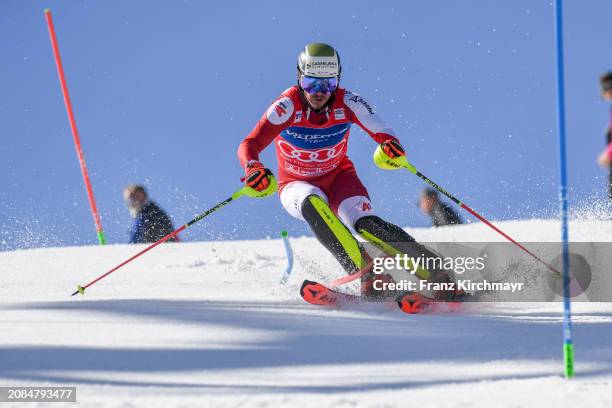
[277,139,346,163]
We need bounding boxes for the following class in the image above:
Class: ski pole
[71,186,251,296]
[329,259,373,287]
[45,9,106,245]
[375,148,561,276]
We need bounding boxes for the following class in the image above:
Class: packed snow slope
[1,219,612,407]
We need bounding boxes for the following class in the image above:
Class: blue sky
[1,0,611,250]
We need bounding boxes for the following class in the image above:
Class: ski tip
[280,230,288,238]
[299,279,317,298]
[396,292,433,314]
[44,8,51,14]
[300,279,317,287]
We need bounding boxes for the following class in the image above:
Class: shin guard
[355,215,451,281]
[301,195,369,274]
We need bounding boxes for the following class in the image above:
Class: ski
[300,279,362,306]
[299,279,455,314]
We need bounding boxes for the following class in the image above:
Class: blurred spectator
[597,72,612,201]
[418,188,462,227]
[123,184,178,243]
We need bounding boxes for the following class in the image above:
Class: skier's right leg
[280,181,370,274]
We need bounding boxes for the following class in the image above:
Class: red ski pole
[45,9,106,245]
[373,147,561,276]
[71,180,277,296]
[72,191,240,296]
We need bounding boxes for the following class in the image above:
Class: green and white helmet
[297,43,341,78]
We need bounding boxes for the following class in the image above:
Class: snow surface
[1,219,612,407]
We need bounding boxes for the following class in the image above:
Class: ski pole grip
[237,174,278,199]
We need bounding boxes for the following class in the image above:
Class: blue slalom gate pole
[554,0,574,378]
[280,230,294,284]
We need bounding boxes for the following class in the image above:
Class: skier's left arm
[344,91,406,161]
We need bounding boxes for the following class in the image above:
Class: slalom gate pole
[45,9,106,245]
[394,156,561,276]
[554,0,574,378]
[71,187,248,296]
[279,230,294,284]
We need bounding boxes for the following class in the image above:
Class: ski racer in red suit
[237,43,455,300]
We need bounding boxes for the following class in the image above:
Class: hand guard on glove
[373,139,408,170]
[380,139,405,159]
[242,160,273,192]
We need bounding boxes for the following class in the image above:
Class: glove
[380,139,405,159]
[373,139,408,170]
[242,160,273,192]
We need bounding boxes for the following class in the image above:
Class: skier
[597,72,612,203]
[237,43,456,301]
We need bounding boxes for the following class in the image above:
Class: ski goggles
[299,75,339,95]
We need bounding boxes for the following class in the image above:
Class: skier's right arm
[237,94,295,191]
[237,94,295,168]
[237,119,278,170]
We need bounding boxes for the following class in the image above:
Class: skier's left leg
[330,169,456,290]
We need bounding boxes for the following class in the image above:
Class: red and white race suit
[237,86,400,219]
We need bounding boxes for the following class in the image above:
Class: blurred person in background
[418,188,462,227]
[596,71,612,203]
[123,184,178,243]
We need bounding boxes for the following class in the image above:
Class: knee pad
[337,196,375,229]
[280,181,327,221]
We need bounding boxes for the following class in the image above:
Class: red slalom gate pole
[45,9,106,245]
